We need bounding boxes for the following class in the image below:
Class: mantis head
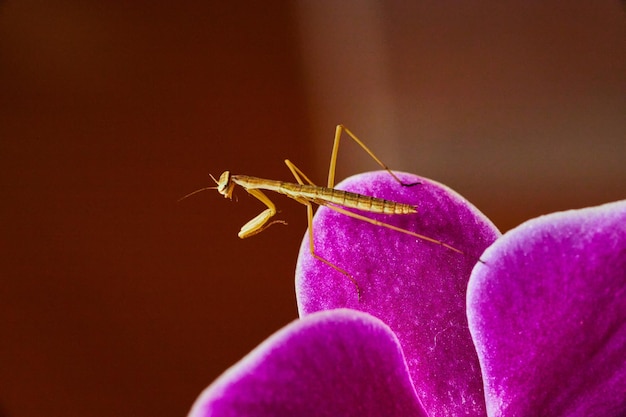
[177,171,235,202]
[212,171,235,199]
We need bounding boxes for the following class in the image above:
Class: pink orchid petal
[188,309,427,417]
[296,171,500,416]
[468,200,626,416]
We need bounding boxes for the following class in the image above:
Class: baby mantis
[183,125,464,298]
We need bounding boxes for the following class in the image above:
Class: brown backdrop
[1,2,624,417]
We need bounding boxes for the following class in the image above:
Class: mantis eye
[217,171,231,194]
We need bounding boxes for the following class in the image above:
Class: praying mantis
[183,125,465,298]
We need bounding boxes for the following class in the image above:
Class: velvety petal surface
[188,309,427,417]
[468,200,626,417]
[296,171,500,417]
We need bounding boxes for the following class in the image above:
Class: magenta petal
[296,171,500,416]
[188,309,426,417]
[468,200,626,417]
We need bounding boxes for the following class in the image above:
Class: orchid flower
[188,172,626,417]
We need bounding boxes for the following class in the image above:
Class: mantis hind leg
[324,204,487,264]
[328,124,420,188]
[325,203,464,255]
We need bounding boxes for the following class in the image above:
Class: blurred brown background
[1,2,624,417]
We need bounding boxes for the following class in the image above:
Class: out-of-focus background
[1,1,624,416]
